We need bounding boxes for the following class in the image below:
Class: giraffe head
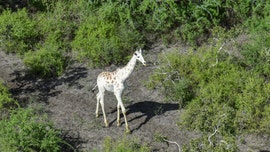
[134,48,146,66]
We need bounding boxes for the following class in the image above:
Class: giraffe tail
[91,84,97,93]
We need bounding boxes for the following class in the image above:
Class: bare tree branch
[163,139,182,152]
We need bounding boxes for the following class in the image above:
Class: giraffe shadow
[125,101,179,132]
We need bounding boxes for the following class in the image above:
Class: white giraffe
[92,49,146,133]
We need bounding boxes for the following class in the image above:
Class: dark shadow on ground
[125,101,179,132]
[9,66,88,105]
[60,130,87,152]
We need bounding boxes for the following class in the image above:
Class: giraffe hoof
[96,114,99,118]
[125,129,131,134]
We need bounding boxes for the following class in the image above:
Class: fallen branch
[208,126,219,146]
[163,139,181,152]
[211,42,225,67]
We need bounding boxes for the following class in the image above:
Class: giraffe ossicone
[92,48,146,133]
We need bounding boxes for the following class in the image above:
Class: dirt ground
[0,45,269,151]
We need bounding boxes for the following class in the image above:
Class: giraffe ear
[139,48,142,54]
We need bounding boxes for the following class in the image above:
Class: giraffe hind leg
[117,102,121,126]
[95,92,100,118]
[99,92,108,127]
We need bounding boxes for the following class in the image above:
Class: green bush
[22,1,77,78]
[148,44,270,150]
[240,29,270,78]
[35,1,77,50]
[138,0,179,32]
[0,80,17,110]
[148,38,270,136]
[147,50,197,107]
[0,108,63,152]
[1,0,269,78]
[23,44,67,77]
[0,8,38,54]
[98,136,150,152]
[181,62,270,134]
[1,0,268,71]
[261,103,270,134]
[0,2,76,78]
[72,12,143,67]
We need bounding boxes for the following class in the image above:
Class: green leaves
[0,9,38,54]
[24,45,67,77]
[0,80,17,110]
[101,136,150,152]
[1,0,269,78]
[149,34,270,150]
[0,108,63,152]
[72,4,143,67]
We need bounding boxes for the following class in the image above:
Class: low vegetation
[0,108,63,152]
[0,81,68,151]
[0,80,17,109]
[1,0,268,76]
[0,0,269,151]
[93,136,150,152]
[148,13,270,152]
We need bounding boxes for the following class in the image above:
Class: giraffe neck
[117,55,137,82]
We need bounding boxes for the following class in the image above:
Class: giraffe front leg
[122,110,130,134]
[115,92,130,133]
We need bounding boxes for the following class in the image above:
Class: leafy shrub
[240,26,270,78]
[0,80,17,110]
[0,0,49,12]
[1,0,269,78]
[35,1,77,50]
[0,8,38,54]
[0,2,76,78]
[23,44,67,77]
[261,103,270,134]
[99,136,150,152]
[149,38,270,136]
[181,62,270,134]
[138,0,179,32]
[72,12,143,67]
[147,50,197,107]
[0,108,63,152]
[22,1,77,78]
